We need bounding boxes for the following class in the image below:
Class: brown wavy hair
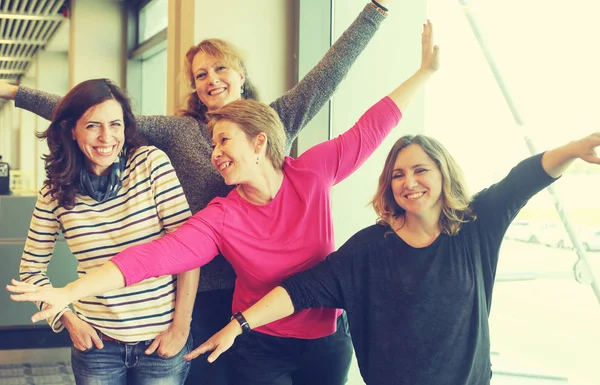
[371,135,476,236]
[36,79,144,209]
[206,99,286,170]
[177,38,259,121]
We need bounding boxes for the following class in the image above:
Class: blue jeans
[71,333,192,385]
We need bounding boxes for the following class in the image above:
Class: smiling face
[71,99,125,176]
[211,120,259,185]
[391,144,443,220]
[192,52,245,112]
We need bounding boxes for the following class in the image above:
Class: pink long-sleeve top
[112,97,401,339]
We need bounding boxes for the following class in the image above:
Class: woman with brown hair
[18,78,193,384]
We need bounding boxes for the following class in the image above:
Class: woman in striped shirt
[18,78,194,385]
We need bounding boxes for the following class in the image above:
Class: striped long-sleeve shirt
[19,146,191,342]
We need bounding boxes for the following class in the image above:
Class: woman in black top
[191,132,600,385]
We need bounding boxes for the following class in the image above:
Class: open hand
[574,132,600,164]
[421,20,439,72]
[6,279,71,322]
[184,320,241,363]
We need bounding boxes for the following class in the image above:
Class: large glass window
[140,49,168,115]
[138,0,169,44]
[426,0,600,383]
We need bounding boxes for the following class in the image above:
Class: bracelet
[232,311,251,334]
[371,0,388,12]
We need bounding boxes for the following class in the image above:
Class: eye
[216,66,226,71]
[415,168,428,174]
[111,122,122,127]
[221,137,228,144]
[392,173,404,179]
[85,123,98,130]
[196,73,206,80]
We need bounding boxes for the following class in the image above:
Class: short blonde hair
[206,100,286,169]
[371,135,476,235]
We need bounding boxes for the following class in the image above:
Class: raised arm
[270,2,388,147]
[297,21,438,185]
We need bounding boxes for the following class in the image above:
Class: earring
[241,84,245,94]
[256,156,259,165]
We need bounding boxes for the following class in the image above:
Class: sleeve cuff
[49,307,72,333]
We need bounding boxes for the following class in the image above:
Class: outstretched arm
[186,229,364,362]
[541,132,600,177]
[8,203,223,323]
[0,82,60,120]
[8,261,126,323]
[0,80,199,149]
[187,286,295,362]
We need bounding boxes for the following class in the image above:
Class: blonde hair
[177,39,259,120]
[206,100,286,169]
[371,135,476,235]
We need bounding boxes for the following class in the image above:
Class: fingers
[91,332,104,350]
[145,335,161,355]
[184,342,214,361]
[6,279,38,294]
[207,346,226,363]
[31,308,57,323]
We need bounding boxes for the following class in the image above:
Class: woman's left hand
[573,132,600,164]
[145,323,190,358]
[421,20,439,72]
[184,320,241,362]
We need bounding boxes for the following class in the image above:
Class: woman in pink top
[9,22,439,385]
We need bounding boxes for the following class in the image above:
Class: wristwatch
[232,311,251,334]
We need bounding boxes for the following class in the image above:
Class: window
[140,49,167,115]
[426,0,600,383]
[138,0,168,44]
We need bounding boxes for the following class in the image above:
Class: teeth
[406,192,425,199]
[219,162,231,170]
[209,88,226,96]
[96,146,113,154]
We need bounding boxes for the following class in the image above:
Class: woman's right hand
[6,279,72,322]
[0,81,18,100]
[62,312,104,351]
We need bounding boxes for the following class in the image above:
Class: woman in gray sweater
[0,2,390,384]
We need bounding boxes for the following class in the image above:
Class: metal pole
[458,0,600,304]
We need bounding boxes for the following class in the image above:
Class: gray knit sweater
[15,4,385,291]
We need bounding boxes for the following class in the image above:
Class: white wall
[35,51,69,188]
[193,0,295,105]
[70,0,125,87]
